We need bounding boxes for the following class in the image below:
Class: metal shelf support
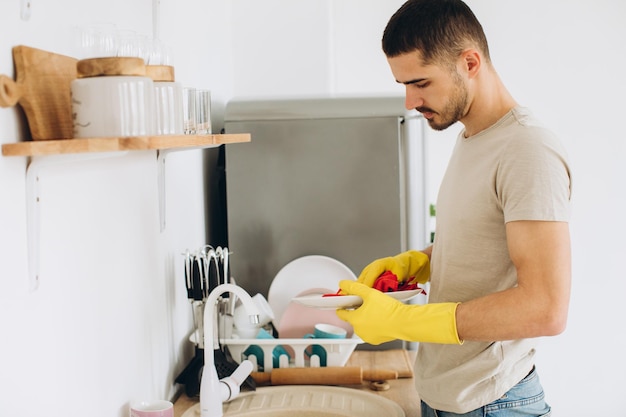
[25,152,127,291]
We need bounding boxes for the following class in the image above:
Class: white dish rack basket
[222,335,362,372]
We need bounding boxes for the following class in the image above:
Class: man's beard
[418,73,468,131]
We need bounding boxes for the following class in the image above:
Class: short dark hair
[382,0,491,66]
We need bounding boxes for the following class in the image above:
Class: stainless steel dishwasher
[223,96,429,302]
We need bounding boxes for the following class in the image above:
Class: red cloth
[373,271,426,294]
[372,270,400,292]
[323,271,427,297]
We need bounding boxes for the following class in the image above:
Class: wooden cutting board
[346,349,415,378]
[0,45,77,140]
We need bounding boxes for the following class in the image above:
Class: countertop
[173,349,420,417]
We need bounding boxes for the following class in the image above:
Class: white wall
[0,1,623,416]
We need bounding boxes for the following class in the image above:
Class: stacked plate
[267,255,356,338]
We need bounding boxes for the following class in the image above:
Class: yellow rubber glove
[358,250,430,287]
[335,280,462,345]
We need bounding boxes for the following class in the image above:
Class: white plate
[268,255,357,325]
[292,289,424,310]
[278,287,354,338]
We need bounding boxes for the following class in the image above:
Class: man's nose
[405,87,423,110]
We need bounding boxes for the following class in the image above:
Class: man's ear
[460,49,481,78]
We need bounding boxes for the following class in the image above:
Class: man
[336,0,571,415]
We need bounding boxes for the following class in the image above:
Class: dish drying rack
[222,335,362,372]
[180,245,361,375]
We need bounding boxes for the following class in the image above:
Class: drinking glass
[195,90,212,135]
[72,23,118,59]
[182,88,197,135]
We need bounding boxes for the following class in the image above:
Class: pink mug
[130,400,174,417]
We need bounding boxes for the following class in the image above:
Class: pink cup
[130,400,174,417]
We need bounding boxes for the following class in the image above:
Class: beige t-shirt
[415,107,572,413]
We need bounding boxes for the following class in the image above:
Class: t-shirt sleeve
[497,127,572,223]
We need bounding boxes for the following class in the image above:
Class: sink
[181,385,405,417]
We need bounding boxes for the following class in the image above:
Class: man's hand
[358,250,430,287]
[335,280,462,345]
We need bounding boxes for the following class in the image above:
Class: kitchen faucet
[201,283,260,417]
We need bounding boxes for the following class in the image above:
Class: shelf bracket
[157,148,189,233]
[25,152,127,291]
[157,150,167,232]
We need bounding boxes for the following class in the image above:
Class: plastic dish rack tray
[223,335,362,372]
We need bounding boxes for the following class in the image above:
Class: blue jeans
[421,367,551,417]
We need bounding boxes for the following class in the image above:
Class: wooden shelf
[8,132,251,292]
[1,133,251,157]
